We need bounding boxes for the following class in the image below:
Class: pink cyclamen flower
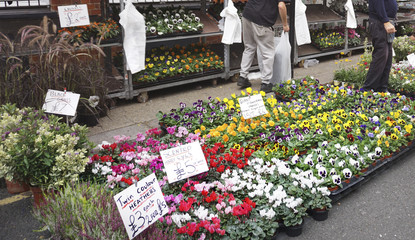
[136,133,145,142]
[216,203,222,211]
[198,233,206,240]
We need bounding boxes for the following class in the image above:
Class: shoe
[237,76,252,88]
[260,83,274,93]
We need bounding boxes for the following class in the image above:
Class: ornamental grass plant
[0,17,110,116]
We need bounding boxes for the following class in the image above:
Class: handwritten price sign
[58,4,90,28]
[114,173,168,240]
[238,94,268,119]
[160,141,209,184]
[42,89,80,116]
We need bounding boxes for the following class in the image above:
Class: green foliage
[0,103,94,188]
[33,182,128,239]
[393,36,415,62]
[224,210,278,240]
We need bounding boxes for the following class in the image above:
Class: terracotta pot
[5,179,30,194]
[30,186,53,208]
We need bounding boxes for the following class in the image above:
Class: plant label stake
[42,89,80,120]
[160,141,209,184]
[238,94,268,119]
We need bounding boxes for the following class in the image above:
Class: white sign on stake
[42,89,80,116]
[58,4,90,28]
[408,53,415,67]
[238,94,268,119]
[113,173,168,240]
[160,141,209,184]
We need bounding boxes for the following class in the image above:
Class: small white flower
[318,166,327,178]
[342,168,352,179]
[332,174,341,185]
[374,147,382,157]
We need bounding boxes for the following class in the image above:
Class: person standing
[237,0,290,93]
[363,0,398,92]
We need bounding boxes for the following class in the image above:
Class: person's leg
[254,24,275,84]
[363,19,388,91]
[378,42,393,92]
[240,17,256,79]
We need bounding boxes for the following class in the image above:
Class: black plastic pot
[284,221,304,237]
[310,208,329,221]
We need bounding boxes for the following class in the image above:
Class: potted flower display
[0,104,94,206]
[133,43,224,84]
[141,5,204,38]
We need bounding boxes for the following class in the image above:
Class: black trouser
[363,18,393,92]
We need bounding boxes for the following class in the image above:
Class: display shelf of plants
[294,3,348,63]
[108,1,228,100]
[4,74,415,239]
[130,42,224,90]
[309,24,368,52]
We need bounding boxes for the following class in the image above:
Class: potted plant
[0,103,94,205]
[0,17,110,126]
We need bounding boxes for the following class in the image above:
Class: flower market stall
[3,0,415,239]
[2,76,410,239]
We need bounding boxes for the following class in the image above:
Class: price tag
[238,94,268,119]
[58,4,90,28]
[113,173,168,240]
[160,141,209,184]
[42,89,80,116]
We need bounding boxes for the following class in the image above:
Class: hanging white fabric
[344,0,357,29]
[295,0,311,46]
[119,0,146,74]
[220,0,242,44]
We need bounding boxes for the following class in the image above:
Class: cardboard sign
[42,89,80,116]
[58,4,90,28]
[408,53,415,67]
[160,141,209,183]
[114,173,168,240]
[238,94,268,119]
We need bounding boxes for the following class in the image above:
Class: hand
[384,22,396,34]
[283,24,290,32]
